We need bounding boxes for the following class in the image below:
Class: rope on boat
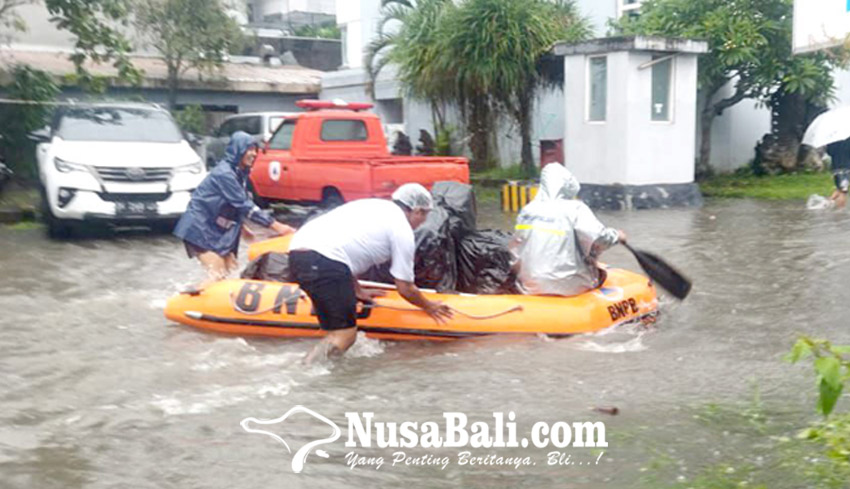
[365,303,524,320]
[228,292,523,320]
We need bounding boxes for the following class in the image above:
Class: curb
[0,206,39,224]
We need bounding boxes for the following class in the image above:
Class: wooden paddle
[622,242,691,300]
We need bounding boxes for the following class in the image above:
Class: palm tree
[366,0,456,138]
[367,0,591,172]
[438,0,591,175]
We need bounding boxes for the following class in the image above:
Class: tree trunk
[167,63,180,110]
[698,103,715,179]
[518,87,534,177]
[763,89,828,173]
[467,94,493,171]
[697,83,748,179]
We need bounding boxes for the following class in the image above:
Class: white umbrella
[802,105,850,148]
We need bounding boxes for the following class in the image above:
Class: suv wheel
[40,187,73,239]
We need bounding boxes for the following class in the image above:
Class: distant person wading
[826,137,850,209]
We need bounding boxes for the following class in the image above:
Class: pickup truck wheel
[321,189,344,209]
[247,180,271,209]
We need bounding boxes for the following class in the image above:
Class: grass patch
[700,171,833,200]
[0,185,39,210]
[472,164,537,181]
[473,185,501,206]
[5,221,42,230]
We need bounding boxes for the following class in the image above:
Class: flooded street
[2,198,850,488]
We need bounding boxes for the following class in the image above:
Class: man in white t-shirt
[288,183,453,362]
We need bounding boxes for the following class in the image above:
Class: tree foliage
[44,0,142,90]
[438,0,590,173]
[614,0,847,174]
[173,104,206,135]
[293,21,340,40]
[0,65,60,179]
[367,0,455,121]
[135,0,243,109]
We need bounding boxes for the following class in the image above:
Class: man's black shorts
[288,250,357,331]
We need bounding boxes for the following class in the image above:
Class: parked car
[33,103,206,238]
[249,100,469,208]
[204,112,296,167]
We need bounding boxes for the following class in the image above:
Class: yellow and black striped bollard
[501,182,539,212]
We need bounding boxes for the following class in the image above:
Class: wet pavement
[2,198,850,488]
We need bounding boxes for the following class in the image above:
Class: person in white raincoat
[513,163,626,296]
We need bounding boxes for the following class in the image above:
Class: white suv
[34,103,206,237]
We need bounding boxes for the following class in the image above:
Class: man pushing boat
[287,183,453,363]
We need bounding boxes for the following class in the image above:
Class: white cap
[392,183,433,211]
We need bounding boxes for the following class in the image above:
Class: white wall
[704,64,850,174]
[575,0,618,36]
[564,52,629,183]
[7,3,91,50]
[255,0,336,18]
[336,0,380,68]
[703,90,770,172]
[625,53,697,184]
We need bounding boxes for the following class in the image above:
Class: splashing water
[806,194,835,210]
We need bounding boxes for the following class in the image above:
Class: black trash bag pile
[411,205,457,291]
[360,204,458,291]
[244,181,519,295]
[430,181,476,242]
[241,251,291,282]
[456,230,519,295]
[363,181,479,293]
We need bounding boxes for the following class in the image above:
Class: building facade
[0,2,324,120]
[327,0,850,176]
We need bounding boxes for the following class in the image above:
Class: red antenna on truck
[296,99,374,111]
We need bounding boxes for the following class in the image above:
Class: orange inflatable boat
[164,236,658,340]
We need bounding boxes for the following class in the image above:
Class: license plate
[115,201,158,216]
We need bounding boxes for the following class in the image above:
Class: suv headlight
[174,161,203,175]
[54,157,88,173]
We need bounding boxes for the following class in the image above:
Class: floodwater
[2,198,850,488]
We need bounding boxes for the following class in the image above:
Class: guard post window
[650,55,673,122]
[588,56,607,122]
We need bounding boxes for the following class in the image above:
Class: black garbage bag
[360,205,458,292]
[457,230,519,295]
[412,205,457,291]
[349,183,477,292]
[241,252,291,282]
[430,181,476,242]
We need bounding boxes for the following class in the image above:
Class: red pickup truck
[249,100,469,207]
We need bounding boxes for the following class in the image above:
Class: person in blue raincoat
[174,131,294,287]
